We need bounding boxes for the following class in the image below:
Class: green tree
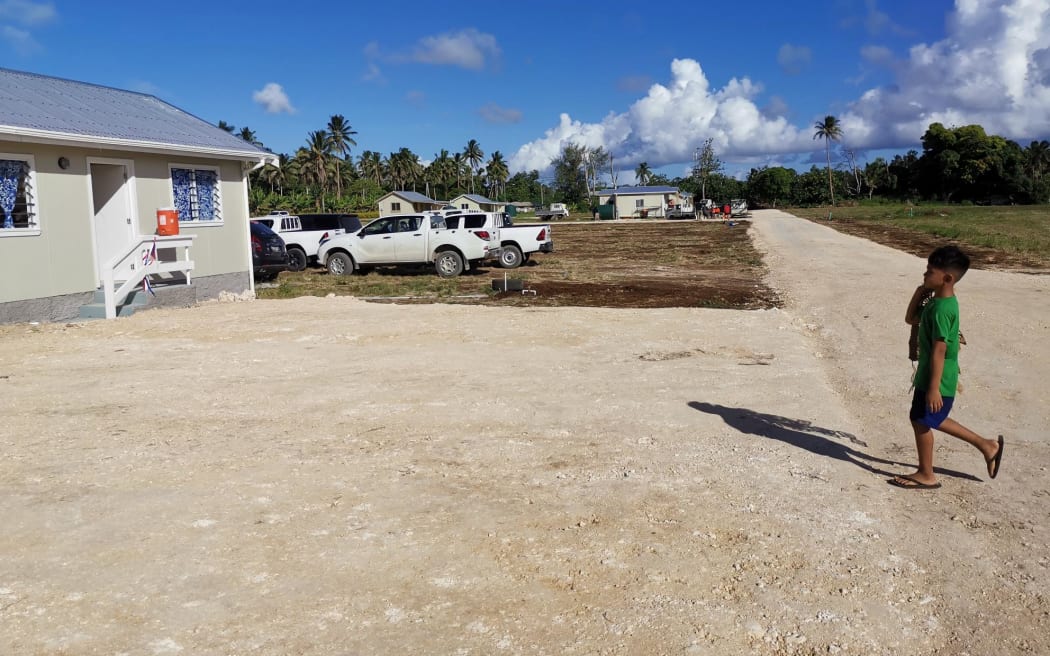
[813,115,843,205]
[326,115,358,199]
[217,120,236,133]
[552,143,588,207]
[485,151,510,200]
[359,151,384,187]
[692,138,722,201]
[296,130,332,210]
[238,127,263,148]
[746,166,796,208]
[862,157,894,199]
[463,140,484,193]
[634,161,652,185]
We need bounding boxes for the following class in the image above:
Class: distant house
[0,67,276,323]
[509,201,535,213]
[592,185,681,218]
[377,190,443,217]
[449,193,505,213]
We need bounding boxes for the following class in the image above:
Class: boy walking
[891,246,1004,489]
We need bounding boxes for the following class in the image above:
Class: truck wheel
[499,245,523,269]
[287,247,308,272]
[434,250,464,278]
[326,252,355,276]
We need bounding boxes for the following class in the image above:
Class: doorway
[88,160,136,286]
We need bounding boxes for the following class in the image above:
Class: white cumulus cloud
[2,24,39,54]
[841,0,1050,149]
[478,103,522,124]
[510,58,805,173]
[407,28,501,71]
[252,83,295,115]
[777,43,812,75]
[0,0,55,25]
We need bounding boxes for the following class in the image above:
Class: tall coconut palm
[813,115,843,205]
[485,151,510,201]
[326,115,358,199]
[430,149,454,199]
[452,152,467,191]
[359,151,384,187]
[463,140,484,193]
[238,127,262,147]
[298,130,332,210]
[635,162,652,186]
[1026,140,1050,180]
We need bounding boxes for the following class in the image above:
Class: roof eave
[0,125,277,166]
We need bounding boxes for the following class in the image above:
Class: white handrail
[100,234,196,319]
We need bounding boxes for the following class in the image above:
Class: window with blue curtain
[170,167,221,222]
[0,158,35,230]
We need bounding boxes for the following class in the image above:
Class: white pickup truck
[442,211,554,269]
[251,211,354,271]
[317,213,491,278]
[534,202,569,220]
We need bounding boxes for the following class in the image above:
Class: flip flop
[987,435,1005,479]
[888,475,941,490]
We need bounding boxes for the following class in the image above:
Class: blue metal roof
[456,194,500,204]
[0,68,270,158]
[388,190,439,203]
[594,185,679,195]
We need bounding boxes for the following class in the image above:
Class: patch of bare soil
[262,220,780,309]
[799,217,1050,272]
[486,221,779,309]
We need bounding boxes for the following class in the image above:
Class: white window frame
[0,152,40,237]
[168,163,223,226]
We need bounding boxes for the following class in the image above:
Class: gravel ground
[1,210,1047,655]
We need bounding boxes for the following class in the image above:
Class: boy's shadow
[688,401,979,481]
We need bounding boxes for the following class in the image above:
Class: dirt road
[1,210,1047,654]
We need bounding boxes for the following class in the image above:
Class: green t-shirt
[914,295,961,396]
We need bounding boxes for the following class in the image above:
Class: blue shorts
[910,388,954,429]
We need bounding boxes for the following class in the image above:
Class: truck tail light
[251,235,262,255]
[474,230,491,240]
[536,228,546,241]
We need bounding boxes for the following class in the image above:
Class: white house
[377,190,443,217]
[0,67,276,323]
[592,185,681,219]
[448,193,505,213]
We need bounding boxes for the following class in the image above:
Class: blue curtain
[195,169,217,220]
[171,168,193,222]
[0,159,23,229]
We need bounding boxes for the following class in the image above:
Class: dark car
[297,213,363,233]
[250,220,289,281]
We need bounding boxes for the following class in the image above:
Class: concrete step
[79,283,194,320]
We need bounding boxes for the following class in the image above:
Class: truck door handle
[383,236,392,239]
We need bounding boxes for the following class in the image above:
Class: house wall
[450,196,504,213]
[378,194,409,217]
[0,140,254,322]
[596,193,667,218]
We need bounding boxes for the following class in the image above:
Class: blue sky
[3,0,1050,182]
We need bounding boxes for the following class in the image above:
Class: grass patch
[789,204,1050,269]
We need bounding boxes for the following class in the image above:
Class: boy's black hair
[928,245,971,279]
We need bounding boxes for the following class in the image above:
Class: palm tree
[452,152,467,191]
[1026,140,1050,180]
[464,140,484,193]
[359,151,384,187]
[237,127,263,148]
[814,115,843,205]
[217,120,236,133]
[635,162,652,186]
[326,115,358,199]
[298,130,332,210]
[430,149,454,199]
[485,151,510,201]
